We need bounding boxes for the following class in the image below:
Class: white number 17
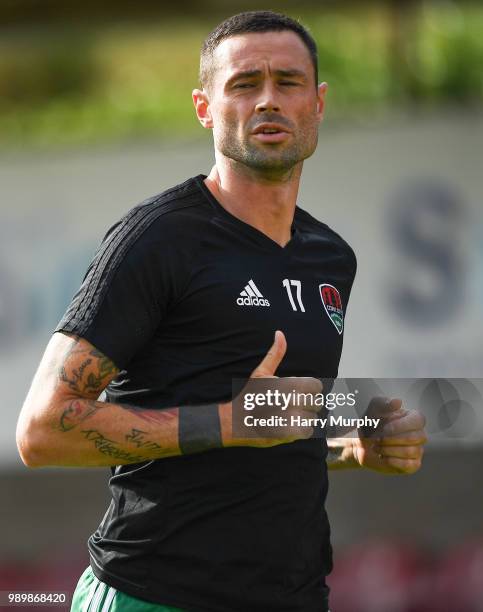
[282,279,305,312]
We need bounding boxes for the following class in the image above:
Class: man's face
[196,31,326,175]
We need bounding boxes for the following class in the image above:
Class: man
[16,11,426,612]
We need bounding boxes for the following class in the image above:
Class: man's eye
[234,83,255,89]
[280,81,299,86]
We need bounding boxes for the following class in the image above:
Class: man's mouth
[253,123,289,135]
[252,123,290,143]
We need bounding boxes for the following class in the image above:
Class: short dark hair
[200,11,318,90]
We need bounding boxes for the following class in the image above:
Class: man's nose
[254,82,281,113]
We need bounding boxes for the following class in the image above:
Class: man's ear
[192,88,213,129]
[316,82,328,121]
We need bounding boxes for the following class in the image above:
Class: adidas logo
[237,279,270,307]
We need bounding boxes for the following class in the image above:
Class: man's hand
[353,397,427,474]
[220,330,323,448]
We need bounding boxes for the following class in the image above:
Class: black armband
[178,404,223,455]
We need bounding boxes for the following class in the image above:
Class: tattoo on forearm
[89,348,119,383]
[125,428,172,458]
[178,404,222,455]
[59,359,92,394]
[58,399,101,432]
[81,428,146,462]
[56,396,177,460]
[58,342,119,397]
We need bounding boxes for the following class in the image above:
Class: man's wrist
[218,402,234,448]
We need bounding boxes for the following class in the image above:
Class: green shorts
[70,565,185,612]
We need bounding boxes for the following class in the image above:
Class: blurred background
[1,0,482,610]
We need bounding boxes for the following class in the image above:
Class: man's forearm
[327,437,361,470]
[16,332,232,468]
[26,399,226,467]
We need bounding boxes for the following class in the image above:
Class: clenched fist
[353,397,427,474]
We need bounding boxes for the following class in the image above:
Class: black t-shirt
[56,175,357,612]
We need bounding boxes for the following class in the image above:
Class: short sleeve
[55,205,182,369]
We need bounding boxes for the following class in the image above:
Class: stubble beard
[216,122,318,176]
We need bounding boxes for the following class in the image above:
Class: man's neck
[204,154,303,248]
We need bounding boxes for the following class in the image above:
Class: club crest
[319,283,344,334]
